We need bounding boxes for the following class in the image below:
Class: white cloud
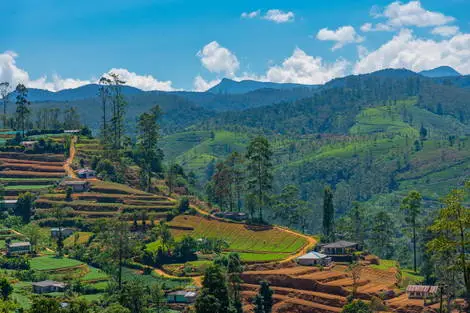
[106,68,175,91]
[383,1,454,28]
[360,22,393,32]
[363,1,455,33]
[354,28,470,75]
[431,25,459,37]
[0,51,176,92]
[197,41,240,76]
[262,9,295,23]
[316,26,364,50]
[265,48,349,84]
[241,10,260,19]
[193,75,220,92]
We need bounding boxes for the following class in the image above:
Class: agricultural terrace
[168,215,309,262]
[0,151,66,199]
[35,180,178,223]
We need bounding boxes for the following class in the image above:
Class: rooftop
[167,290,197,297]
[406,285,438,294]
[61,180,88,185]
[7,241,31,247]
[32,280,67,288]
[323,240,358,249]
[297,251,328,260]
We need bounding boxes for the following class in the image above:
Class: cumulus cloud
[265,48,349,84]
[364,1,455,32]
[0,51,176,92]
[354,28,470,75]
[382,1,454,28]
[193,75,221,92]
[106,68,175,91]
[431,25,459,37]
[241,9,295,23]
[197,41,240,76]
[241,10,260,19]
[316,26,364,50]
[262,9,295,23]
[360,22,393,32]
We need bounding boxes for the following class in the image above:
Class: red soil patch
[0,158,64,166]
[0,170,65,178]
[0,153,64,162]
[0,162,65,172]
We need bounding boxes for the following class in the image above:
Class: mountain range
[8,66,465,103]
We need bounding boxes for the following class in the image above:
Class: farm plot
[0,152,65,198]
[30,256,84,271]
[168,215,308,262]
[35,181,177,221]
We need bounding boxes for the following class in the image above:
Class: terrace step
[0,163,65,172]
[241,284,347,308]
[0,158,64,166]
[0,170,65,178]
[297,271,349,283]
[241,291,342,313]
[0,153,65,162]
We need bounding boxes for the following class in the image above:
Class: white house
[297,251,332,266]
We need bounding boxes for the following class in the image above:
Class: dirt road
[64,136,77,178]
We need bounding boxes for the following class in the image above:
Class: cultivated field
[168,215,308,262]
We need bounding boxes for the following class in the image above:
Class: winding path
[64,136,77,178]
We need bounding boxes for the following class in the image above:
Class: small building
[6,241,31,255]
[77,168,96,179]
[64,130,81,134]
[32,280,68,294]
[406,285,439,299]
[20,141,38,150]
[214,212,247,221]
[0,199,17,210]
[166,290,198,303]
[60,180,90,192]
[51,227,74,238]
[297,251,332,266]
[323,241,359,255]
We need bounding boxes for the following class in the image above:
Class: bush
[0,256,30,270]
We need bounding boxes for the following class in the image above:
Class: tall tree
[15,192,34,223]
[428,187,470,300]
[274,185,308,230]
[63,107,81,129]
[259,281,273,313]
[15,84,30,137]
[98,76,112,142]
[400,190,422,273]
[109,73,127,150]
[196,265,230,313]
[370,211,395,259]
[53,206,66,257]
[0,82,10,128]
[323,186,335,241]
[226,152,245,212]
[246,136,273,222]
[212,161,233,210]
[101,219,136,289]
[350,202,364,245]
[137,106,163,192]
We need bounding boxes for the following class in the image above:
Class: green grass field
[30,256,84,271]
[166,215,308,262]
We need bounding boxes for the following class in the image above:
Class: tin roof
[7,241,31,247]
[406,285,438,294]
[32,280,67,288]
[297,251,328,260]
[323,240,358,249]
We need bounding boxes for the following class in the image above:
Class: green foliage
[15,192,34,223]
[0,277,13,300]
[341,300,372,313]
[196,264,230,313]
[323,186,335,241]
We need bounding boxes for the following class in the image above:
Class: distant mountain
[10,84,144,102]
[207,78,319,94]
[324,68,419,89]
[419,66,461,78]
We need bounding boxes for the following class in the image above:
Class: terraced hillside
[240,263,429,313]
[35,180,177,222]
[167,215,310,262]
[0,152,66,199]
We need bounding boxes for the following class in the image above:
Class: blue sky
[1,0,469,91]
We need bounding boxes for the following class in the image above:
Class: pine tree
[253,294,264,313]
[246,136,273,222]
[0,82,10,128]
[196,265,230,313]
[400,190,422,273]
[137,106,162,192]
[15,84,30,137]
[259,281,273,313]
[323,186,335,241]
